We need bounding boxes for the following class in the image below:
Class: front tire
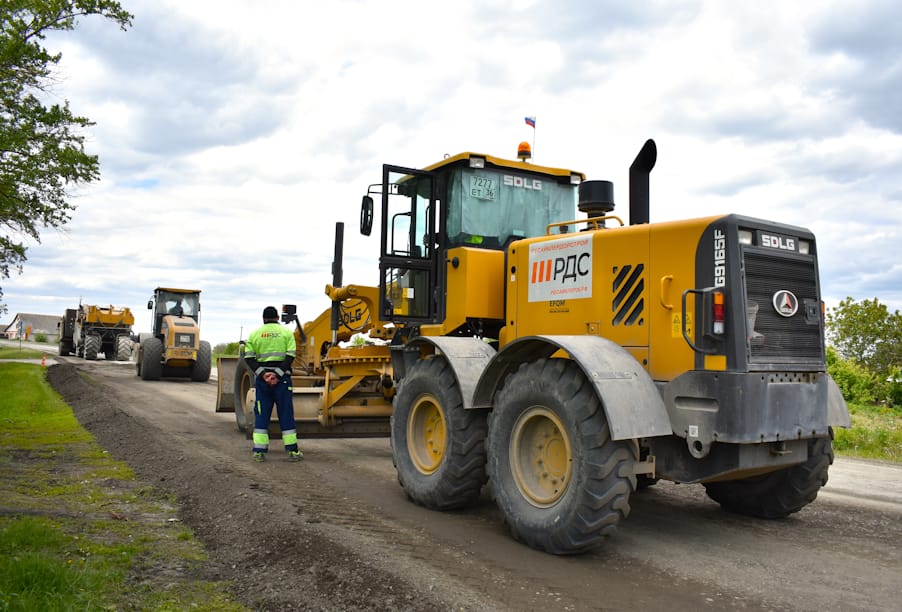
[704,433,834,518]
[139,337,163,381]
[191,341,212,382]
[487,358,637,555]
[391,356,487,510]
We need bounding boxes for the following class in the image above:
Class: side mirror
[360,195,374,236]
[147,300,153,310]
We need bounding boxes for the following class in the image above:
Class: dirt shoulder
[46,363,450,611]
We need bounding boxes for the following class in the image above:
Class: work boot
[288,449,303,462]
[253,452,266,462]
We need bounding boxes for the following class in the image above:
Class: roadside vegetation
[212,341,240,360]
[826,298,901,462]
[0,362,246,611]
[0,346,45,359]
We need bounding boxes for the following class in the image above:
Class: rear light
[712,291,725,335]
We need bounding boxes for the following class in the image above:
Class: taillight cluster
[712,291,725,335]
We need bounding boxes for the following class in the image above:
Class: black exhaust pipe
[330,222,344,344]
[629,139,657,226]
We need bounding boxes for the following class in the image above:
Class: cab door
[379,165,440,324]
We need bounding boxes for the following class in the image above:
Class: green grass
[0,346,46,359]
[834,401,902,462]
[0,363,247,611]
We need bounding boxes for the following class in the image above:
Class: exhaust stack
[629,139,657,225]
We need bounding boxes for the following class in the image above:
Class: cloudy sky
[2,0,900,344]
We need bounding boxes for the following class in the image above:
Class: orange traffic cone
[41,354,46,367]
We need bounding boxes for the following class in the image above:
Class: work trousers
[252,372,298,454]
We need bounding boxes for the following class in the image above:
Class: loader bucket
[215,356,239,412]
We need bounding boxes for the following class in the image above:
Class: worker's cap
[262,306,279,321]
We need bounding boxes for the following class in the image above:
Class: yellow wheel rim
[510,406,572,507]
[407,394,447,475]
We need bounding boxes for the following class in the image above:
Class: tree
[0,0,132,308]
[826,297,902,377]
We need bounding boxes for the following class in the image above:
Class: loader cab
[365,151,584,332]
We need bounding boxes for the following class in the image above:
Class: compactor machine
[219,140,849,554]
[136,287,211,382]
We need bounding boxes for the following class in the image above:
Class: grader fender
[472,335,672,441]
[391,336,496,410]
[215,357,239,412]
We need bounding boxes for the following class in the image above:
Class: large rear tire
[233,357,255,432]
[391,356,487,510]
[140,337,163,381]
[704,433,834,518]
[116,335,132,361]
[191,340,212,382]
[487,358,637,555]
[83,335,101,361]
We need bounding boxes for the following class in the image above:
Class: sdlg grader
[218,139,849,554]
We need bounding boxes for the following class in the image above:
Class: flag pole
[525,116,536,161]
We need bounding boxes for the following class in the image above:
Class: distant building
[2,313,62,341]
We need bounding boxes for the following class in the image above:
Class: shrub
[826,346,884,404]
[34,332,48,343]
[213,342,240,356]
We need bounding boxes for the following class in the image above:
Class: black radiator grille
[743,252,822,363]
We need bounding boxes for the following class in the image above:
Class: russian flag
[525,116,536,128]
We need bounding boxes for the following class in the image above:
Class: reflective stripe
[282,429,298,447]
[253,429,269,451]
[257,351,289,360]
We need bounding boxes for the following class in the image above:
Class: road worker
[244,306,302,462]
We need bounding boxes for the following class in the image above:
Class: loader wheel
[704,432,834,519]
[191,341,212,382]
[140,337,163,381]
[116,335,133,361]
[242,388,257,441]
[391,356,487,510]
[233,357,255,433]
[487,358,637,555]
[84,335,101,361]
[58,340,73,356]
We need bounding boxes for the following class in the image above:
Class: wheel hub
[408,394,446,475]
[510,406,572,507]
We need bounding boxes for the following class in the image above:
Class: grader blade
[215,356,239,412]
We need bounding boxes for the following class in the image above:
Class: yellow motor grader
[217,140,849,555]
